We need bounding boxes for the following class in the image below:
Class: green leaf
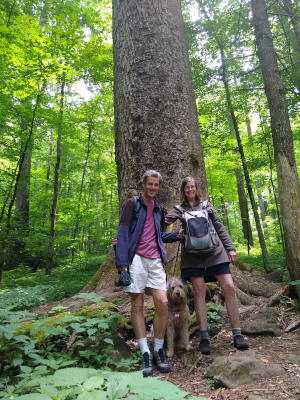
[104,338,114,345]
[52,368,90,386]
[20,365,32,373]
[87,328,97,336]
[106,373,132,400]
[39,383,58,397]
[82,376,104,391]
[42,325,61,335]
[17,395,52,400]
[77,392,95,400]
[13,356,23,366]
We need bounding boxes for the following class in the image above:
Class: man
[115,170,183,377]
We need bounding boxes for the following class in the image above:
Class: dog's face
[167,277,188,305]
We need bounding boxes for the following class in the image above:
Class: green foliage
[207,304,224,332]
[0,369,208,400]
[205,375,220,388]
[0,285,57,311]
[0,293,129,380]
[1,254,105,302]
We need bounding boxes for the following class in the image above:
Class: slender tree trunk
[82,0,208,293]
[251,0,300,290]
[220,47,271,272]
[71,123,92,262]
[236,173,254,247]
[45,76,65,275]
[46,131,53,191]
[0,94,41,282]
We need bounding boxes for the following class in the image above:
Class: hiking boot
[153,348,172,373]
[140,352,153,377]
[234,335,249,350]
[198,339,211,355]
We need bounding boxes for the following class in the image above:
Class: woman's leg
[191,276,207,330]
[215,273,240,328]
[191,276,211,354]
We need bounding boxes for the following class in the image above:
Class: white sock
[137,338,150,355]
[154,337,164,353]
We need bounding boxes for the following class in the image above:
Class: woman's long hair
[180,176,201,203]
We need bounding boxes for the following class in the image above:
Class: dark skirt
[181,262,231,283]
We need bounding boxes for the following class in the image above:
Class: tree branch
[273,24,300,38]
[231,8,254,25]
[234,87,264,91]
[279,59,300,72]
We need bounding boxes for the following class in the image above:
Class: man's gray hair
[142,170,163,184]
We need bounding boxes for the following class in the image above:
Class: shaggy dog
[166,276,191,357]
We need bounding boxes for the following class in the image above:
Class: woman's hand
[228,250,237,265]
[177,229,184,240]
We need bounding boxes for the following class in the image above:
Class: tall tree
[113,0,207,211]
[82,0,208,292]
[251,0,300,289]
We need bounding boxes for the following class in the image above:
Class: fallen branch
[60,330,78,354]
[188,355,202,374]
[285,317,300,333]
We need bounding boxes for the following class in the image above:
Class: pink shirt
[136,197,160,259]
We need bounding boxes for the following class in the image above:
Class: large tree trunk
[113,0,207,211]
[83,0,208,293]
[251,0,300,292]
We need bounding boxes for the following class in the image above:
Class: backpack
[112,196,164,253]
[175,201,216,254]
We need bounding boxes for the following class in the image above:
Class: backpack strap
[202,200,208,209]
[132,196,141,220]
[174,205,185,214]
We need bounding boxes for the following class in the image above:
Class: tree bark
[251,0,300,293]
[113,0,207,211]
[236,173,254,246]
[45,76,65,276]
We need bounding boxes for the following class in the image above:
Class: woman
[165,176,249,355]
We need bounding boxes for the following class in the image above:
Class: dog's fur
[166,276,191,357]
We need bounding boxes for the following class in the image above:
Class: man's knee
[131,293,144,314]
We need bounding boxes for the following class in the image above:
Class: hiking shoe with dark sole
[153,348,172,373]
[234,335,249,350]
[198,339,211,355]
[140,352,153,377]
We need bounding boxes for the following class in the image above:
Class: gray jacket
[165,200,235,270]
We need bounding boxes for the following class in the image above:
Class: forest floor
[122,295,300,400]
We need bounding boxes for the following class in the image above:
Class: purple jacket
[115,194,180,269]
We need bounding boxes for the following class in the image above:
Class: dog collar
[168,309,180,327]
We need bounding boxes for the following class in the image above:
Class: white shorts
[125,254,166,293]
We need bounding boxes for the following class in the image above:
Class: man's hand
[177,229,184,239]
[117,267,127,272]
[228,250,237,265]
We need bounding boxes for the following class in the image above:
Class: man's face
[142,176,160,201]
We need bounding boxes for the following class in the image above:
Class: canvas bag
[175,201,216,253]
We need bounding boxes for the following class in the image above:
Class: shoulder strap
[132,196,141,220]
[133,195,140,212]
[202,200,208,209]
[174,205,185,214]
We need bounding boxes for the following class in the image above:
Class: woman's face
[184,180,196,202]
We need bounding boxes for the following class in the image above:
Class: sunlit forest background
[1,0,299,290]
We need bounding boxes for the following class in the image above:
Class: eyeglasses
[185,185,196,190]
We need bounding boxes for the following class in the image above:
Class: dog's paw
[166,349,174,357]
